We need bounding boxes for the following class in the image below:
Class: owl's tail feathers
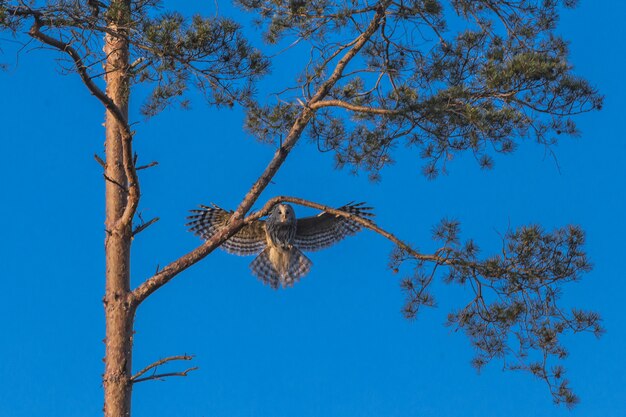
[250,248,280,288]
[287,247,313,286]
[250,247,312,289]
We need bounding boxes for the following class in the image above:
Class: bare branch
[131,355,197,384]
[27,16,140,232]
[132,367,199,384]
[136,161,159,170]
[132,217,159,236]
[310,99,403,115]
[103,173,127,192]
[27,19,128,128]
[132,355,194,380]
[94,153,106,168]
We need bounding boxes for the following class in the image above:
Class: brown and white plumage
[187,204,266,255]
[186,202,373,288]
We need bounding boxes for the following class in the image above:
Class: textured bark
[102,1,134,416]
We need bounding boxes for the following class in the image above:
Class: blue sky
[0,1,624,416]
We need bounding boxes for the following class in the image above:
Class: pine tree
[0,1,602,414]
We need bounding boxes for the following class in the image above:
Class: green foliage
[0,0,603,407]
[239,4,605,402]
[391,221,602,407]
[0,1,22,32]
[244,102,301,143]
[236,0,361,44]
[240,0,602,178]
[0,1,269,117]
[137,13,269,115]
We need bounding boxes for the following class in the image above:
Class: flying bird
[186,202,373,288]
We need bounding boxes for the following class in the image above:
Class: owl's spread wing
[294,202,373,252]
[186,205,266,255]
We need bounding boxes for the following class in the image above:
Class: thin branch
[27,17,140,232]
[103,173,127,192]
[136,161,159,170]
[131,355,197,384]
[132,367,199,384]
[94,153,106,168]
[132,217,159,236]
[132,355,194,380]
[27,19,127,127]
[310,99,404,115]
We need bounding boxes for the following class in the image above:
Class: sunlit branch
[311,99,403,115]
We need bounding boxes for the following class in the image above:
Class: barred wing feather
[294,202,373,252]
[186,205,267,255]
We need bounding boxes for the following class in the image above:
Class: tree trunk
[102,1,134,416]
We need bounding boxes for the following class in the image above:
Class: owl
[186,202,373,288]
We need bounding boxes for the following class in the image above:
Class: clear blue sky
[0,1,624,416]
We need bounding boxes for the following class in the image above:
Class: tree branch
[26,16,140,233]
[103,173,127,192]
[118,125,140,230]
[131,355,198,384]
[230,2,389,221]
[27,18,128,128]
[27,16,140,232]
[310,99,403,115]
[129,191,447,308]
[132,217,159,236]
[129,218,247,306]
[94,153,106,168]
[6,5,124,39]
[132,367,199,384]
[136,161,159,170]
[249,196,444,264]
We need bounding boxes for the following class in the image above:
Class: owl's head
[271,203,296,223]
